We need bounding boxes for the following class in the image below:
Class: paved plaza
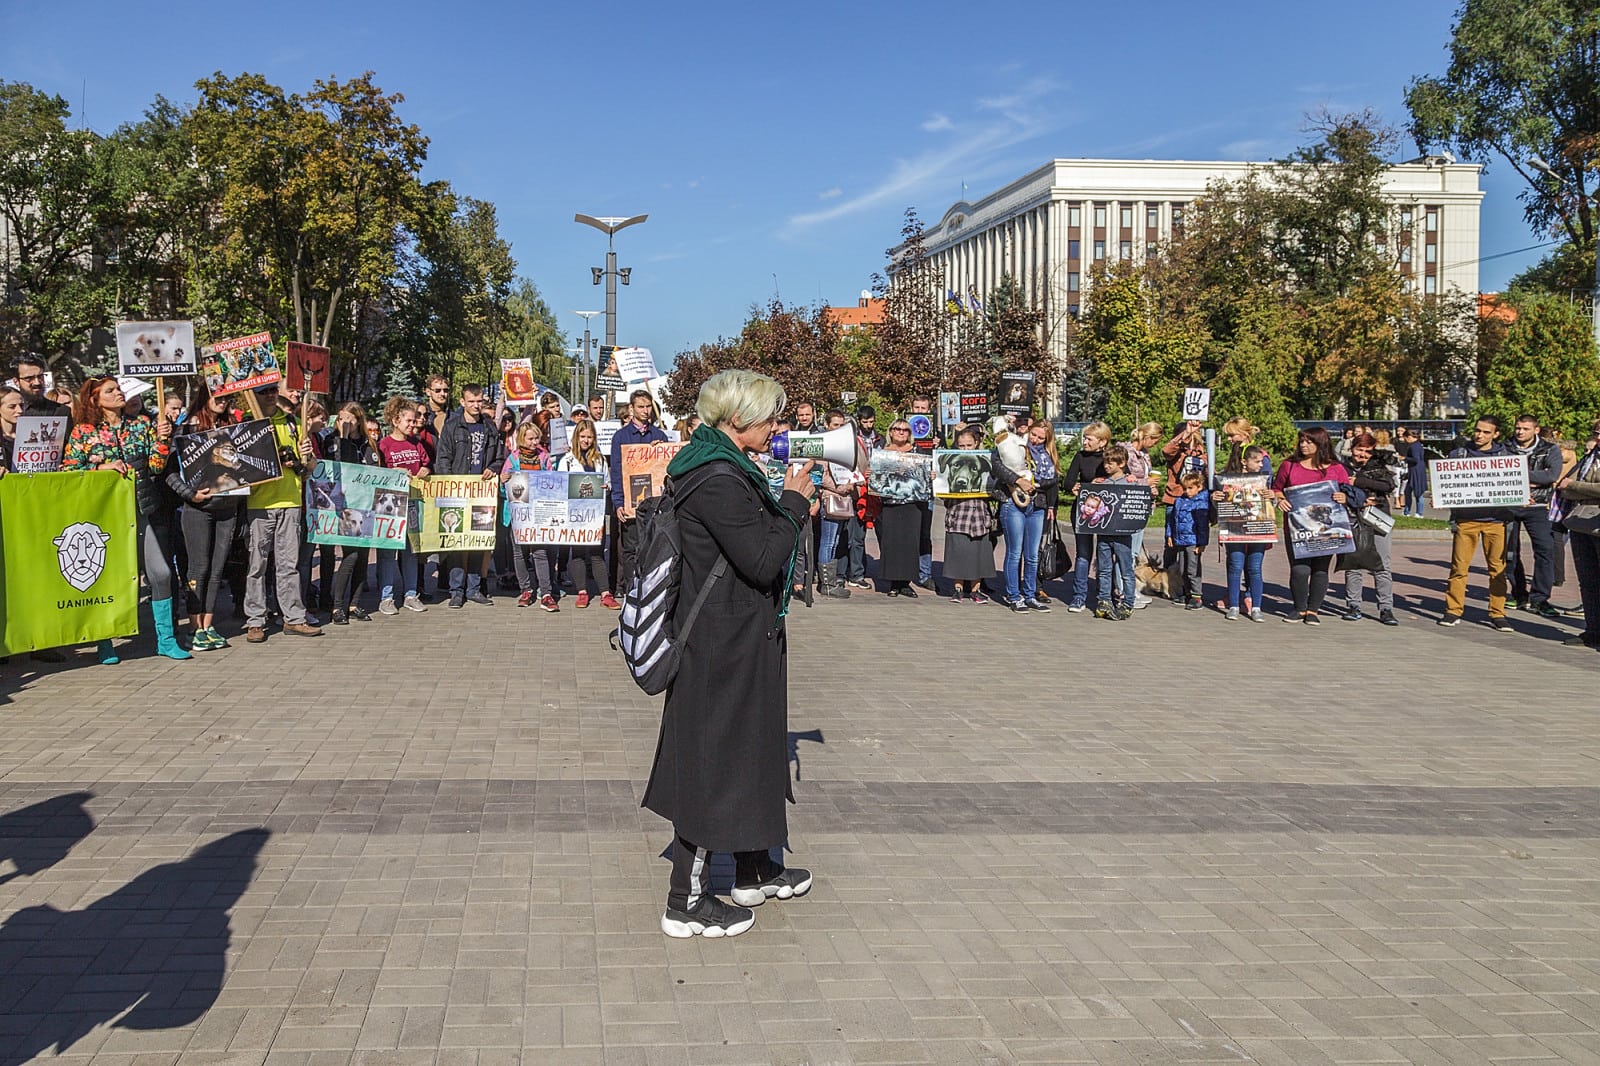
[2,535,1599,1065]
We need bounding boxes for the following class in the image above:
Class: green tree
[1206,309,1298,460]
[661,297,843,417]
[871,208,950,406]
[1076,262,1203,435]
[975,274,1057,397]
[1473,290,1600,439]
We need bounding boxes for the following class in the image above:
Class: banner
[285,341,331,393]
[507,470,607,545]
[959,391,992,423]
[612,346,658,382]
[500,358,539,406]
[409,475,498,552]
[596,346,626,391]
[1429,454,1529,510]
[939,391,960,426]
[932,449,991,499]
[115,320,197,376]
[1073,481,1154,535]
[998,370,1036,417]
[11,414,69,472]
[594,419,622,455]
[1283,481,1354,558]
[868,449,933,503]
[203,332,280,397]
[173,419,282,496]
[1214,473,1277,544]
[0,471,139,654]
[305,460,412,549]
[620,441,685,509]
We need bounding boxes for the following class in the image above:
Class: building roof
[824,298,886,329]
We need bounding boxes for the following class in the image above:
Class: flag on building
[0,471,139,654]
[967,286,985,317]
[945,290,966,316]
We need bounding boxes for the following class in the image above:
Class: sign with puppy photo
[305,460,413,549]
[1282,481,1354,559]
[115,320,197,376]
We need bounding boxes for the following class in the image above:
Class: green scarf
[667,423,801,617]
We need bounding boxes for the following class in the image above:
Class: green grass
[1051,504,1451,531]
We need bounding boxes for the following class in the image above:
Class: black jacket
[1447,441,1514,523]
[165,420,245,516]
[1508,436,1561,508]
[1059,449,1106,498]
[641,462,809,853]
[433,412,505,476]
[22,392,71,420]
[1342,455,1395,514]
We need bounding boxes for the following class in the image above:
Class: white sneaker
[403,593,427,613]
[378,599,398,616]
[1132,595,1152,609]
[1066,604,1087,613]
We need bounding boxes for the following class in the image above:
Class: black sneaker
[731,866,813,907]
[1024,598,1051,613]
[1378,610,1399,627]
[331,608,350,626]
[660,896,755,939]
[1436,614,1460,627]
[1488,616,1514,633]
[466,591,493,606]
[1562,633,1600,647]
[1533,602,1561,619]
[448,592,465,609]
[1342,607,1362,622]
[913,578,936,592]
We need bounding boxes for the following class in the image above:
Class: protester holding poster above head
[61,374,186,663]
[1437,416,1517,630]
[116,320,198,377]
[12,355,70,418]
[1271,427,1352,625]
[167,384,246,650]
[556,418,611,608]
[609,389,670,598]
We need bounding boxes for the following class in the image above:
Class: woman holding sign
[168,384,245,650]
[501,420,559,611]
[62,375,186,662]
[323,403,383,625]
[1270,427,1352,625]
[556,419,610,607]
[874,419,924,597]
[0,385,20,473]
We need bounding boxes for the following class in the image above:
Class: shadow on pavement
[0,793,96,886]
[0,827,269,1065]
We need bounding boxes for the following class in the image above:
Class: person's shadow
[0,827,269,1064]
[788,728,825,781]
[0,792,95,885]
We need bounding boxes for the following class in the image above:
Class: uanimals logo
[53,522,112,592]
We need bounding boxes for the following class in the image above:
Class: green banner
[0,471,139,654]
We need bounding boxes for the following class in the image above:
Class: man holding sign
[1437,416,1518,631]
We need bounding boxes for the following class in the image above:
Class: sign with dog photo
[1282,481,1354,559]
[409,475,498,552]
[932,449,991,499]
[868,450,933,504]
[507,471,607,546]
[115,320,197,376]
[997,370,1036,417]
[173,419,283,497]
[202,332,281,397]
[305,460,412,549]
[1214,473,1278,544]
[1072,481,1154,535]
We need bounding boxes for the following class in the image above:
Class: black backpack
[609,465,734,695]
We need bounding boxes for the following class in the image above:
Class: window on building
[1119,240,1132,260]
[1424,275,1437,294]
[1068,205,1081,228]
[1119,207,1133,229]
[1426,209,1439,232]
[1402,277,1416,293]
[1068,239,1080,259]
[1093,240,1105,260]
[1400,208,1413,228]
[1171,205,1185,236]
[1067,272,1079,292]
[1146,243,1158,259]
[1400,246,1412,263]
[1093,205,1106,228]
[1425,244,1437,263]
[1146,207,1159,229]
[1068,304,1079,318]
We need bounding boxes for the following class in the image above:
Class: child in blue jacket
[1166,471,1211,609]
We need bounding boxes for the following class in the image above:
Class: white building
[912,157,1485,376]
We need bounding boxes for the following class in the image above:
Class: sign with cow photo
[173,419,283,497]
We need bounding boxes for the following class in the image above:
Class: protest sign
[115,320,197,376]
[933,449,991,498]
[596,346,626,391]
[959,391,992,423]
[11,414,69,472]
[939,392,960,426]
[305,460,412,549]
[1182,386,1212,421]
[173,419,282,497]
[998,370,1036,416]
[285,341,331,393]
[500,358,539,406]
[508,470,608,546]
[594,419,622,455]
[868,450,933,503]
[907,413,934,441]
[409,475,498,552]
[203,332,280,396]
[0,471,139,654]
[1429,454,1530,510]
[1073,481,1155,535]
[1283,482,1354,558]
[548,420,570,455]
[612,346,657,382]
[840,390,857,406]
[1214,473,1277,544]
[620,441,685,509]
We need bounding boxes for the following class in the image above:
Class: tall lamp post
[574,213,647,347]
[573,310,602,397]
[567,348,588,407]
[1529,156,1600,354]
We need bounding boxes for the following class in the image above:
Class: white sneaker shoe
[1132,595,1152,609]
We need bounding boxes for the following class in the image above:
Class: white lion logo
[53,522,112,592]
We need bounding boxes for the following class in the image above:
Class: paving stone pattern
[2,539,1598,1064]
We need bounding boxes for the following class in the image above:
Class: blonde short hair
[1222,416,1259,440]
[696,369,787,430]
[1082,421,1112,445]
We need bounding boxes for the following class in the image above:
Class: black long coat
[641,462,809,853]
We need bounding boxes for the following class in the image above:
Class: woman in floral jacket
[61,375,188,663]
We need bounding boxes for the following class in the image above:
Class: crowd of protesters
[5,355,1600,663]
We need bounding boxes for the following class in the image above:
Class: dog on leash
[1135,558,1171,599]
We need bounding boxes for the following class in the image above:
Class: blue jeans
[379,546,417,603]
[818,518,843,564]
[1070,533,1097,607]
[998,499,1045,603]
[1225,545,1267,610]
[1096,536,1135,606]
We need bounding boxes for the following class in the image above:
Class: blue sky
[2,0,1549,366]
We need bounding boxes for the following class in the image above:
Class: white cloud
[818,187,843,200]
[921,113,954,133]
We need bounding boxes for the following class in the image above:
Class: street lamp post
[574,214,647,347]
[567,348,587,406]
[573,310,602,398]
[1529,156,1600,354]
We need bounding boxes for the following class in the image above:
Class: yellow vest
[248,412,305,509]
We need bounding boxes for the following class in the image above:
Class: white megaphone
[770,426,866,470]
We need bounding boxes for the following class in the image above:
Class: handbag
[1359,506,1395,535]
[1336,514,1384,572]
[1564,502,1600,536]
[1036,517,1072,581]
[821,491,854,520]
